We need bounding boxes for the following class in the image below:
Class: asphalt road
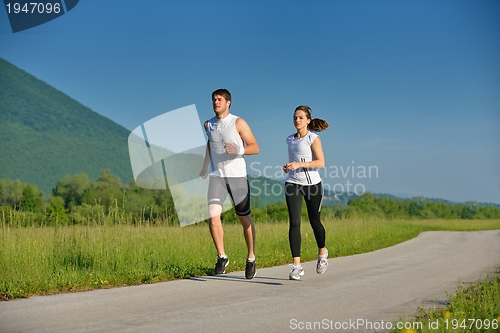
[1,230,499,333]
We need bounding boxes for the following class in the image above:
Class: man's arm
[199,142,211,179]
[235,117,259,155]
[199,121,211,178]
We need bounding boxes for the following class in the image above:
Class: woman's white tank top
[285,131,322,185]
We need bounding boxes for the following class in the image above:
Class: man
[199,88,259,279]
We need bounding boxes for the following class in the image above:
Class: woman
[283,105,329,280]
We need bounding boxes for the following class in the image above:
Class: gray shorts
[207,176,251,216]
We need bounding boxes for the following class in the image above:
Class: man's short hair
[212,89,232,107]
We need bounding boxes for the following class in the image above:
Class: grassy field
[2,217,499,301]
[391,273,500,333]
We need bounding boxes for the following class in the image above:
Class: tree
[0,179,24,207]
[19,183,44,212]
[81,169,122,210]
[46,196,69,224]
[52,173,89,209]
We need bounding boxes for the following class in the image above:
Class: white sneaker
[316,249,328,274]
[289,264,304,280]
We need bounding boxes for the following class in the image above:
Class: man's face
[212,95,230,113]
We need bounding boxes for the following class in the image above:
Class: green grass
[391,273,500,333]
[1,218,499,300]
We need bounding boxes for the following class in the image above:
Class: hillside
[0,59,293,206]
[2,57,495,209]
[0,57,133,196]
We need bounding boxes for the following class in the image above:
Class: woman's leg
[303,182,326,252]
[285,182,303,263]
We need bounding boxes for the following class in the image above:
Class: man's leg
[209,203,229,274]
[237,214,255,259]
[230,178,254,258]
[230,177,257,279]
[207,176,230,274]
[208,204,225,256]
[238,213,256,279]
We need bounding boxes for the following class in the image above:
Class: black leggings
[285,182,326,258]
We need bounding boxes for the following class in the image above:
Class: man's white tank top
[206,113,247,178]
[285,131,322,185]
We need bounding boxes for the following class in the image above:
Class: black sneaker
[245,259,256,279]
[215,255,229,274]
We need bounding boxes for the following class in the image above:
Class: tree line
[334,192,500,219]
[0,169,175,226]
[1,169,499,227]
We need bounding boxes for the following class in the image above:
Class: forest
[1,169,499,227]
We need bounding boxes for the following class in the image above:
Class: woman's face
[293,110,310,130]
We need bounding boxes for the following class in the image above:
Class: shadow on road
[188,274,287,285]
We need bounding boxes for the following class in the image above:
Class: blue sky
[1,0,499,204]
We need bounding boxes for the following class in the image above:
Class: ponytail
[309,118,329,132]
[294,105,329,132]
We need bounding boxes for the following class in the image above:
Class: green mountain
[2,57,429,210]
[0,57,289,206]
[0,57,133,196]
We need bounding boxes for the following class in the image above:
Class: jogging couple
[199,89,329,280]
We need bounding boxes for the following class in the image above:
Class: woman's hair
[295,105,329,132]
